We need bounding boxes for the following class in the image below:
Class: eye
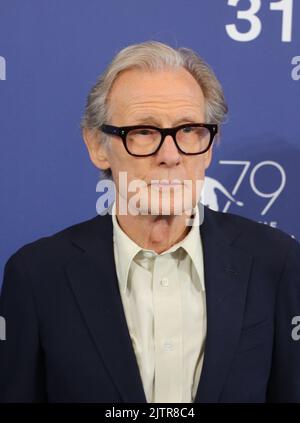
[139,129,152,135]
[130,128,156,136]
[182,126,194,133]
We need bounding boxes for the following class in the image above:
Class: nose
[155,134,181,167]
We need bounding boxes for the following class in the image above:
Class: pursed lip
[148,181,184,189]
[148,180,183,185]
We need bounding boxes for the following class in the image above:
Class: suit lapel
[65,213,147,402]
[194,207,253,402]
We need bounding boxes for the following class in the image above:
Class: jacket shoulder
[204,206,298,254]
[5,214,103,267]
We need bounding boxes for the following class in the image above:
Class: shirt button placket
[152,254,183,402]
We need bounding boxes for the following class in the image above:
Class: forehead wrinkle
[112,98,204,116]
[118,106,204,127]
[110,92,206,126]
[128,102,202,111]
[124,93,203,103]
[108,67,206,118]
[113,88,205,106]
[126,101,203,118]
[111,97,202,112]
[127,99,202,107]
[125,99,204,114]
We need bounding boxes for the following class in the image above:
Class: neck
[114,198,193,254]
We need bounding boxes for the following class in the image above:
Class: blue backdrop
[0,0,299,287]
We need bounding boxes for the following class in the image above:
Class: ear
[82,128,111,171]
[203,145,213,170]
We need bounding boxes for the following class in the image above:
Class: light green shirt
[111,201,206,403]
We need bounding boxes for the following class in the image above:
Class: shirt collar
[111,201,205,294]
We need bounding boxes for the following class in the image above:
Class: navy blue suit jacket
[0,206,300,402]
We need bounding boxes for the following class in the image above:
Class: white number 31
[226,0,294,42]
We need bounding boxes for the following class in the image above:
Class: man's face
[86,67,212,216]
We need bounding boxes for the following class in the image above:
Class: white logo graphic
[291,316,300,341]
[202,176,244,211]
[95,172,205,226]
[291,56,300,81]
[202,160,286,216]
[0,56,6,80]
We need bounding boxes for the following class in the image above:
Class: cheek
[109,147,152,182]
[106,140,130,172]
[185,156,206,180]
[123,157,154,181]
[204,149,212,169]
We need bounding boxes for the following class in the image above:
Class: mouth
[149,181,183,188]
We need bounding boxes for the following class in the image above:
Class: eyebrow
[132,115,201,126]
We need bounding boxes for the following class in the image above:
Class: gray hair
[81,40,228,179]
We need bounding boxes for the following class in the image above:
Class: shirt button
[163,341,174,351]
[160,277,169,287]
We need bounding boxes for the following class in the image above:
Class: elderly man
[0,41,300,403]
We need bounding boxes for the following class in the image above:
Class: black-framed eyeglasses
[99,123,218,157]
